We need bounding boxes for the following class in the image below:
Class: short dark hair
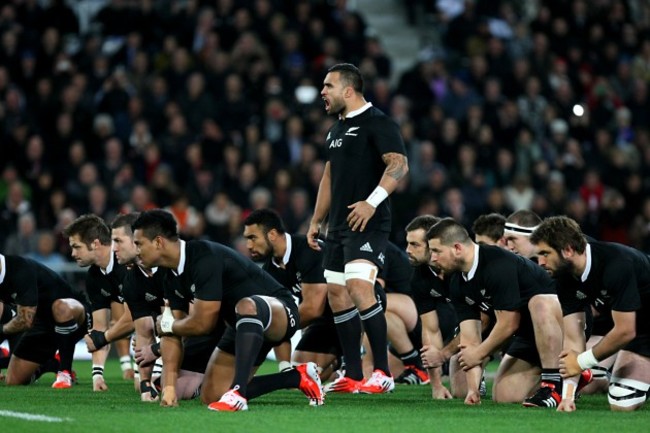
[530,216,586,253]
[111,212,140,237]
[328,63,364,93]
[63,214,111,247]
[132,209,179,241]
[243,208,286,234]
[506,209,542,227]
[405,214,440,233]
[426,218,472,246]
[472,213,505,242]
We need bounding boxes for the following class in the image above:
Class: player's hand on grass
[464,390,481,406]
[93,376,109,392]
[559,350,581,378]
[557,398,576,413]
[161,386,178,407]
[347,201,375,232]
[432,384,453,400]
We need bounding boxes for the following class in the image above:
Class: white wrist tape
[161,307,175,334]
[366,186,388,208]
[561,377,578,400]
[576,349,599,370]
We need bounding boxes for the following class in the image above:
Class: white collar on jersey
[0,254,6,284]
[272,233,292,268]
[101,252,115,275]
[173,240,187,276]
[580,243,592,282]
[138,265,158,278]
[462,243,480,282]
[340,101,372,120]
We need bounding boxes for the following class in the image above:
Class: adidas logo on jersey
[465,296,475,306]
[175,290,184,299]
[101,289,111,297]
[145,293,157,302]
[359,242,374,253]
[576,291,587,300]
[345,126,360,136]
[429,289,442,297]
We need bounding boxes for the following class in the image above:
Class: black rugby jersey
[122,266,167,321]
[261,234,326,304]
[85,252,128,312]
[450,244,556,323]
[165,240,293,327]
[411,264,452,315]
[0,254,83,316]
[325,104,406,232]
[380,241,413,295]
[559,241,650,315]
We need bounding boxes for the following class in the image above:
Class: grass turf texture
[1,359,647,433]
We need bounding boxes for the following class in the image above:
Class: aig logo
[329,138,342,148]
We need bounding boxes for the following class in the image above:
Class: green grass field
[1,359,647,433]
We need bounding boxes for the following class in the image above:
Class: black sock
[541,368,562,389]
[231,316,264,397]
[55,319,79,372]
[408,317,423,350]
[399,349,424,369]
[359,303,390,375]
[246,369,301,400]
[333,307,363,380]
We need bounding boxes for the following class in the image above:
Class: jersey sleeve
[164,276,190,313]
[483,257,522,311]
[9,262,39,306]
[85,271,111,312]
[371,116,407,156]
[298,250,326,285]
[122,271,151,321]
[191,255,224,302]
[449,277,481,323]
[604,259,642,312]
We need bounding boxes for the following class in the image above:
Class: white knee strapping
[324,270,346,286]
[344,262,377,284]
[608,376,650,408]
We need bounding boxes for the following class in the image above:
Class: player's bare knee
[608,377,649,411]
[235,297,258,316]
[51,299,74,322]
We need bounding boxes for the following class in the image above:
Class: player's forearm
[105,318,135,343]
[428,366,445,388]
[465,365,483,394]
[378,153,409,194]
[2,306,36,334]
[161,335,182,389]
[592,327,634,361]
[476,320,516,360]
[441,334,461,360]
[172,316,213,336]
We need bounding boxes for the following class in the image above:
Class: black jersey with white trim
[164,240,292,327]
[0,255,82,315]
[85,254,128,312]
[261,234,326,304]
[450,245,555,323]
[380,241,413,295]
[122,266,167,321]
[559,241,650,315]
[411,264,452,315]
[325,105,406,232]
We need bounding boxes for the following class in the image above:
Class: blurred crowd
[3,0,650,268]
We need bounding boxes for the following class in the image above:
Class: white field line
[0,410,72,422]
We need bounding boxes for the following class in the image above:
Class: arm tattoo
[3,305,37,334]
[382,152,408,181]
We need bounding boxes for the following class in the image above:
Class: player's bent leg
[51,298,85,389]
[608,350,650,411]
[493,355,540,403]
[5,356,41,385]
[177,369,205,400]
[581,335,614,395]
[201,348,236,404]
